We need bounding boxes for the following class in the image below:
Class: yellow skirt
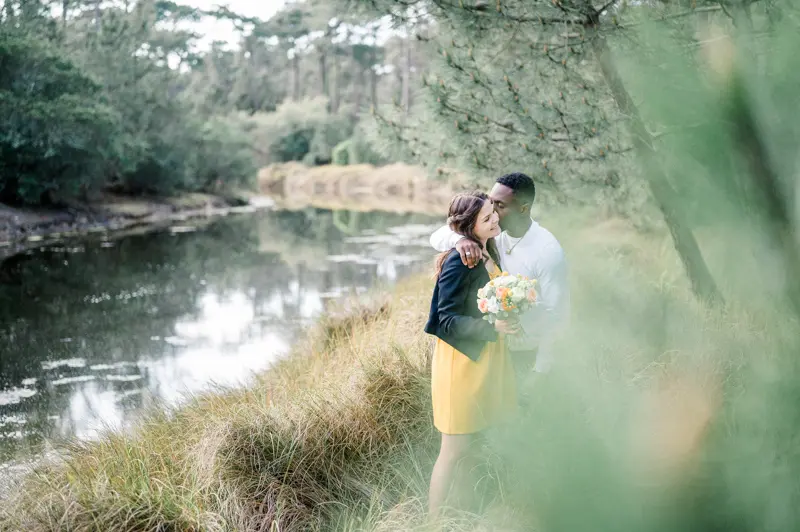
[431,336,517,435]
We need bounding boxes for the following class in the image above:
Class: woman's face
[473,200,501,243]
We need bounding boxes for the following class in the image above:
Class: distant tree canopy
[0,0,429,206]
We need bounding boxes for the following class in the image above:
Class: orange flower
[496,287,510,300]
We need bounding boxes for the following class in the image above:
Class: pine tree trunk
[319,50,328,97]
[353,67,365,116]
[591,30,723,305]
[727,75,800,316]
[370,49,378,111]
[331,52,340,112]
[291,52,300,101]
[401,37,411,115]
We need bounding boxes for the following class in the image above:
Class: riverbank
[0,161,461,259]
[0,212,791,531]
[0,191,274,259]
[259,162,470,215]
[0,274,437,530]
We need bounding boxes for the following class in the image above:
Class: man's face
[489,183,517,228]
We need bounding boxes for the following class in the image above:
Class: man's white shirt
[429,221,570,373]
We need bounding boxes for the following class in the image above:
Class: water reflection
[0,208,438,464]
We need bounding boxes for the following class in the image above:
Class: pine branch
[612,5,723,29]
[556,105,579,151]
[438,99,522,133]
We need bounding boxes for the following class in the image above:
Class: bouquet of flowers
[477,273,538,324]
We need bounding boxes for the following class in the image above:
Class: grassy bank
[1,212,797,531]
[0,277,437,531]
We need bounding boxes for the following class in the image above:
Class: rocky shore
[0,192,274,260]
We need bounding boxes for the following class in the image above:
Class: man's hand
[455,238,482,268]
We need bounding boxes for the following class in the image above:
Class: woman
[424,191,519,516]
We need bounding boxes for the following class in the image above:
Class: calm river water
[0,208,438,467]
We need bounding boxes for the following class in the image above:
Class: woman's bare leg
[428,433,480,517]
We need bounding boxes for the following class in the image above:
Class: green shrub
[190,115,257,190]
[117,112,257,195]
[351,136,385,166]
[271,129,313,162]
[244,97,354,165]
[0,31,258,204]
[331,139,352,165]
[331,135,386,166]
[0,32,123,205]
[306,114,352,163]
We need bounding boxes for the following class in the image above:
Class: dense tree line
[0,0,428,206]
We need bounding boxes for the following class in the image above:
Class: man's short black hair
[496,172,536,204]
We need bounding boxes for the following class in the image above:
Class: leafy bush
[116,111,197,194]
[189,115,257,191]
[332,134,386,166]
[331,139,352,165]
[272,129,313,163]
[244,97,353,165]
[306,115,352,164]
[0,32,123,205]
[0,30,258,205]
[115,111,256,195]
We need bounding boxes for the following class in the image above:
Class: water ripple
[41,358,86,371]
[0,388,37,406]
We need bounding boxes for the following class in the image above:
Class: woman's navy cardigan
[424,249,498,361]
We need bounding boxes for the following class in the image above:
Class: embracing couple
[424,172,570,515]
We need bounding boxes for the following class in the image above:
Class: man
[430,172,570,374]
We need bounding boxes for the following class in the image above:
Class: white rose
[487,298,500,314]
[501,275,516,286]
[511,286,526,301]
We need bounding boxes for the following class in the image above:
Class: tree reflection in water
[0,208,438,464]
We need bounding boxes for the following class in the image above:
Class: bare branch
[593,0,620,15]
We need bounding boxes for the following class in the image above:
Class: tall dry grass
[0,278,438,531]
